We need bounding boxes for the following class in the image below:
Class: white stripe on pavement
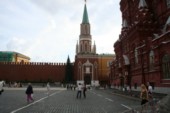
[105,98,113,102]
[121,104,132,110]
[10,91,62,113]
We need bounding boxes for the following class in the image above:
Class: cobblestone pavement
[0,88,141,113]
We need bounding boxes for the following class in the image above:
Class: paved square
[0,87,140,113]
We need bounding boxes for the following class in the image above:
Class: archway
[84,74,91,84]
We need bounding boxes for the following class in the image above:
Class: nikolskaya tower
[74,1,99,86]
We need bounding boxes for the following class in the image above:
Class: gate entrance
[84,74,91,84]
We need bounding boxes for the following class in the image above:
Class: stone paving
[0,87,141,113]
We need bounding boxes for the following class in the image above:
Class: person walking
[0,80,5,95]
[47,82,50,96]
[147,82,153,100]
[76,83,82,99]
[140,84,149,112]
[83,84,87,98]
[25,83,34,103]
[147,82,155,111]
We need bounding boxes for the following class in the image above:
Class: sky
[0,0,122,63]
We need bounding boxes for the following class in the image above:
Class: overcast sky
[0,0,122,63]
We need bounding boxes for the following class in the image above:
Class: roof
[98,54,115,57]
[0,51,30,61]
[82,4,89,24]
[0,52,13,62]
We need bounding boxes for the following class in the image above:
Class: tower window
[86,67,90,74]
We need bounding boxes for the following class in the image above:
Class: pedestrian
[73,84,76,90]
[25,83,34,103]
[147,82,153,100]
[0,80,5,95]
[76,83,82,99]
[47,82,50,96]
[140,84,148,112]
[147,82,154,111]
[126,85,131,95]
[83,84,87,98]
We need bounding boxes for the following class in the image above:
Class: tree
[65,56,74,83]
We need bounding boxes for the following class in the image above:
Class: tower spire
[82,1,89,24]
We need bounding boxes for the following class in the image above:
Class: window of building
[162,54,170,79]
[167,0,170,8]
[149,50,154,70]
[135,48,138,64]
[85,67,90,74]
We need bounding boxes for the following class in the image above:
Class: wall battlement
[0,62,66,66]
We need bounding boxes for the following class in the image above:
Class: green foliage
[65,56,74,83]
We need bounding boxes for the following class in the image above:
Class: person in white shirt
[0,81,5,95]
[147,82,153,100]
[47,82,50,96]
[147,82,153,94]
[76,83,82,99]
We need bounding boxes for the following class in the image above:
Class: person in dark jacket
[25,83,34,103]
[83,84,87,98]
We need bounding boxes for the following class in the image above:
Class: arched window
[85,42,87,52]
[162,54,170,79]
[149,50,154,70]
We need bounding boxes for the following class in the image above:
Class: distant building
[74,2,115,86]
[111,0,170,89]
[98,54,115,86]
[0,51,30,63]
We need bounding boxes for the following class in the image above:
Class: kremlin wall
[0,62,66,83]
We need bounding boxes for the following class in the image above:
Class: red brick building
[111,0,170,89]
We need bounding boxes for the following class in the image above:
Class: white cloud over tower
[0,0,121,62]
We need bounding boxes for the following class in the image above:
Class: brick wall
[0,62,66,82]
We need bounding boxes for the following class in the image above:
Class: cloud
[6,37,29,53]
[0,0,122,62]
[30,0,82,15]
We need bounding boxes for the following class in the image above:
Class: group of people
[76,83,87,99]
[140,82,153,112]
[66,84,76,90]
[26,82,87,103]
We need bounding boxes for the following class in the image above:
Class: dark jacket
[26,85,33,94]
